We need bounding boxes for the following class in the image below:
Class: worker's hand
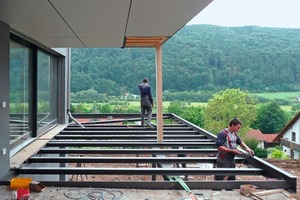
[231,149,242,155]
[245,148,255,156]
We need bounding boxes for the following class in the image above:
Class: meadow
[252,91,300,100]
[71,91,300,113]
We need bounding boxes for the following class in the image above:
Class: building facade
[0,21,70,179]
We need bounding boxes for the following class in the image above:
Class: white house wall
[282,118,300,159]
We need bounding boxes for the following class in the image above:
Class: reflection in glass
[37,51,57,132]
[9,41,30,143]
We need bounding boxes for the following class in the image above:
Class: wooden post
[155,45,163,143]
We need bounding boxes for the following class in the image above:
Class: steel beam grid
[172,114,297,192]
[11,113,297,192]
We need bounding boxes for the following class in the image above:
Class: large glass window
[37,51,58,133]
[9,41,31,143]
[10,36,60,145]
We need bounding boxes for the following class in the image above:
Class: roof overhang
[0,0,213,48]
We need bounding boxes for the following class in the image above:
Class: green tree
[100,104,112,113]
[203,89,257,137]
[74,103,90,113]
[167,101,186,116]
[71,25,300,97]
[252,101,287,133]
[181,106,205,127]
[291,102,300,113]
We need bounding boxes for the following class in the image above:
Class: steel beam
[65,126,192,131]
[46,141,216,148]
[17,167,263,176]
[27,156,245,164]
[38,148,218,155]
[59,130,200,135]
[54,135,206,140]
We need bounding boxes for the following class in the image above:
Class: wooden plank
[249,192,265,200]
[10,125,67,168]
[38,125,67,140]
[250,189,296,200]
[252,189,284,196]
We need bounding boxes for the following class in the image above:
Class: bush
[254,148,268,158]
[243,137,259,150]
[74,103,90,113]
[181,106,204,127]
[167,101,186,115]
[267,146,289,159]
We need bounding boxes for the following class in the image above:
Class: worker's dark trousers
[214,153,236,180]
[141,105,152,126]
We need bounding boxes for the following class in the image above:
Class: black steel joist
[37,148,218,155]
[27,156,246,164]
[11,113,297,192]
[16,167,263,176]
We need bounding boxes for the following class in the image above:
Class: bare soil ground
[263,158,300,199]
[68,155,300,199]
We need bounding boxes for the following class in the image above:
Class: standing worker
[215,118,254,180]
[138,78,154,129]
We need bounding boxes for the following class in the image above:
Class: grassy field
[72,91,300,112]
[252,91,300,100]
[251,91,300,111]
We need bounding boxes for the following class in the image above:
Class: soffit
[0,0,213,48]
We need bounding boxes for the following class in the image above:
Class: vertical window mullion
[30,46,38,137]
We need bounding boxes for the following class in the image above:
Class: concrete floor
[0,186,254,200]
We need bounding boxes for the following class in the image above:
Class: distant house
[272,112,300,159]
[246,130,278,149]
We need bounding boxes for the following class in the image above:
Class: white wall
[282,119,300,159]
[53,48,71,124]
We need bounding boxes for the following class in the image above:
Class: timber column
[155,45,163,142]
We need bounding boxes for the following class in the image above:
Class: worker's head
[143,78,149,83]
[229,118,242,132]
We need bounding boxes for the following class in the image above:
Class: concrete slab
[0,185,253,200]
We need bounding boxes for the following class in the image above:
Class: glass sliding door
[9,41,31,144]
[9,35,60,146]
[37,50,58,134]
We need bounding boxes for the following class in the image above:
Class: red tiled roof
[247,130,278,142]
[263,134,278,142]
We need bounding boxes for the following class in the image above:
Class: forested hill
[71,25,300,96]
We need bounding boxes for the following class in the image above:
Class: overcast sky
[188,0,300,28]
